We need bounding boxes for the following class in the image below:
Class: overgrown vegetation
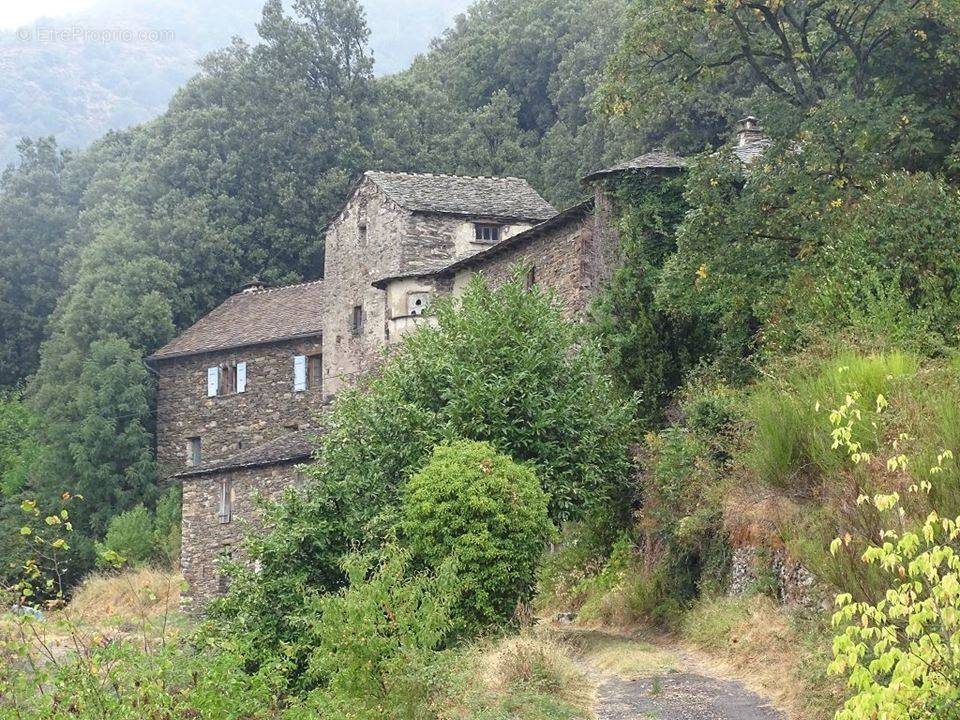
[2,0,960,717]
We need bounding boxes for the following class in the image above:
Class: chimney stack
[240,279,267,294]
[737,115,764,146]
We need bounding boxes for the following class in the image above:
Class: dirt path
[551,627,786,720]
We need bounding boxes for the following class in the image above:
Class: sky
[0,1,99,29]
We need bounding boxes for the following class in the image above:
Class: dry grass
[679,596,843,720]
[68,567,183,627]
[477,633,593,707]
[551,626,677,680]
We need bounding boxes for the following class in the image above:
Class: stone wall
[180,462,299,609]
[321,179,404,397]
[451,210,598,319]
[154,336,324,480]
[728,546,828,610]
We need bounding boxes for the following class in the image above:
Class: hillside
[0,0,470,163]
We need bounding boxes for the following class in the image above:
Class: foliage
[402,440,552,634]
[212,277,634,680]
[298,545,453,717]
[0,138,77,387]
[589,173,710,426]
[827,421,960,716]
[0,392,41,498]
[603,0,960,162]
[94,490,181,570]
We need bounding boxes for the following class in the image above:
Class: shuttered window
[188,437,201,466]
[307,354,322,390]
[293,355,307,392]
[218,480,232,524]
[236,362,246,393]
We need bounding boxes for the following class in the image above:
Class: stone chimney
[736,115,765,146]
[240,279,267,294]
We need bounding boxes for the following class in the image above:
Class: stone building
[157,120,764,608]
[320,171,556,395]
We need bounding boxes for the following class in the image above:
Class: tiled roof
[365,171,556,221]
[581,150,686,183]
[175,429,316,478]
[149,280,324,360]
[372,200,593,289]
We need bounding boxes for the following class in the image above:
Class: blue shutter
[236,362,247,393]
[207,367,218,397]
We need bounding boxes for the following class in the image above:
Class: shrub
[402,440,552,634]
[97,504,156,567]
[299,546,453,718]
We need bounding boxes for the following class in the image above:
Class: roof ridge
[366,170,524,182]
[237,278,324,296]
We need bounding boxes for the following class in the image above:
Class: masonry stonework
[154,336,324,479]
[180,462,299,608]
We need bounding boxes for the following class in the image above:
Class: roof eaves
[174,451,312,479]
[147,329,324,364]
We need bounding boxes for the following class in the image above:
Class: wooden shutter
[236,362,247,393]
[207,367,218,397]
[293,355,307,391]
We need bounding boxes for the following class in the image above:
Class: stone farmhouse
[149,119,764,607]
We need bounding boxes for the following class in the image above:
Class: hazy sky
[0,1,98,29]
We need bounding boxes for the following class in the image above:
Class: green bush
[93,490,181,569]
[402,441,552,634]
[96,504,156,567]
[300,545,453,719]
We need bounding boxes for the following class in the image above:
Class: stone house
[155,120,763,608]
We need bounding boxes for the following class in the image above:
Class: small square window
[188,437,201,466]
[474,224,501,244]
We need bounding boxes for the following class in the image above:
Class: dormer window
[474,224,501,244]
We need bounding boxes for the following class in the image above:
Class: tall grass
[747,352,921,492]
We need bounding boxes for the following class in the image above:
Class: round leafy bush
[402,440,552,634]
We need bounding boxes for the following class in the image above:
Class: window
[474,224,501,244]
[407,292,431,316]
[307,354,322,390]
[188,437,201,466]
[525,266,536,290]
[358,221,367,244]
[293,355,307,392]
[218,479,232,524]
[207,362,246,396]
[351,305,363,336]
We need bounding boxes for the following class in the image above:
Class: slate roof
[372,200,594,288]
[365,171,556,221]
[149,280,324,361]
[581,150,686,183]
[733,137,773,165]
[175,429,316,478]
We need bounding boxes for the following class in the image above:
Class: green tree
[402,440,552,634]
[211,277,634,681]
[0,138,77,387]
[603,0,960,161]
